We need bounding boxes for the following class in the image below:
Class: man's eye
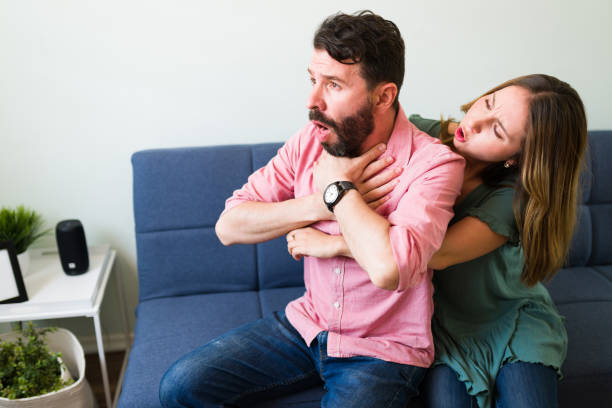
[310,78,316,85]
[485,98,491,110]
[329,82,339,89]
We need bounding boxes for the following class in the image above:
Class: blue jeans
[159,312,426,407]
[421,362,559,408]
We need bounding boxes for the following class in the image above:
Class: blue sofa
[118,131,612,407]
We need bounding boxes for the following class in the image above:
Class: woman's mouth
[455,127,466,143]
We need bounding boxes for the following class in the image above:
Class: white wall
[1,0,611,347]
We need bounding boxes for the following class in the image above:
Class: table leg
[114,260,131,351]
[112,259,131,408]
[93,313,112,408]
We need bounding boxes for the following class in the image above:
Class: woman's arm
[428,216,508,270]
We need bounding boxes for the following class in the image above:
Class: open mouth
[455,126,466,143]
[311,120,332,142]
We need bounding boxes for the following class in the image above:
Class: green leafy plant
[0,205,50,254]
[0,322,73,399]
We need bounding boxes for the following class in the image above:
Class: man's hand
[286,227,346,261]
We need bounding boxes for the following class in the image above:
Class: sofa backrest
[132,131,611,302]
[566,131,612,267]
[132,143,302,302]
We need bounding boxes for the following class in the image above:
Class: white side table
[0,245,130,408]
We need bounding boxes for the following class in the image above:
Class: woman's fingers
[360,155,394,182]
[355,143,387,170]
[364,178,399,203]
[367,195,390,210]
[361,167,402,195]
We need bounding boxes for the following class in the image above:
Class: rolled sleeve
[223,132,302,214]
[389,150,464,291]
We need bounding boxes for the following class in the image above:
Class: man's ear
[373,82,398,112]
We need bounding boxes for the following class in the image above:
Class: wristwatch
[323,181,357,212]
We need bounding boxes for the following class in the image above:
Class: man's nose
[307,84,326,111]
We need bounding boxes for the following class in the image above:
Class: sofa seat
[547,265,612,406]
[119,287,326,407]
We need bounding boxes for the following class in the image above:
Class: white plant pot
[0,328,95,408]
[16,251,30,278]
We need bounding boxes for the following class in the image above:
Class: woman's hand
[357,155,403,210]
[286,227,347,261]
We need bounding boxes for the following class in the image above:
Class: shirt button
[334,268,340,275]
[333,301,340,309]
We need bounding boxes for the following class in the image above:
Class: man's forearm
[216,193,329,245]
[333,189,399,290]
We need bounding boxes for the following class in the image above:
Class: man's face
[307,49,374,157]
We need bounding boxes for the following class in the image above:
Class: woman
[286,74,587,407]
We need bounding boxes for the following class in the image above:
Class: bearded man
[160,10,464,408]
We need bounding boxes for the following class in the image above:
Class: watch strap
[325,181,357,212]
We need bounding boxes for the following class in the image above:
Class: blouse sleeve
[409,114,442,139]
[465,187,520,246]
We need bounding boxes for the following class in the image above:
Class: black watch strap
[325,181,357,212]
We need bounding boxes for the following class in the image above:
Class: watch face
[324,184,339,204]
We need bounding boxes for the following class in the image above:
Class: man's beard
[308,101,375,158]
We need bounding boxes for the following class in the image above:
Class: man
[160,11,464,408]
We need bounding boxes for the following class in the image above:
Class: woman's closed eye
[494,126,502,139]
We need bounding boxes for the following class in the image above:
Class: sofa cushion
[258,238,305,289]
[588,131,612,204]
[546,266,612,381]
[586,131,612,266]
[566,205,591,267]
[119,291,262,408]
[546,265,612,407]
[136,227,257,301]
[546,266,612,305]
[259,287,306,316]
[252,143,283,169]
[132,146,255,232]
[590,204,612,265]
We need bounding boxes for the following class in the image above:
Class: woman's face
[454,85,531,164]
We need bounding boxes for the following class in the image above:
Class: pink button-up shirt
[224,107,464,367]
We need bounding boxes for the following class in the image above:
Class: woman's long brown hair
[441,74,588,286]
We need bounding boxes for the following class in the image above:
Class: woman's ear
[504,158,518,168]
[373,82,398,112]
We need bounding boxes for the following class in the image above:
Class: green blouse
[410,115,568,408]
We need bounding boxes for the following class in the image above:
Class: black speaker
[56,219,89,275]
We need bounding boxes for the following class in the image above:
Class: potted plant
[0,205,51,276]
[0,322,95,407]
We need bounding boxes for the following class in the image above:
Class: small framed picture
[0,241,28,304]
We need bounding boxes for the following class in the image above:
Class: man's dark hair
[313,10,405,110]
